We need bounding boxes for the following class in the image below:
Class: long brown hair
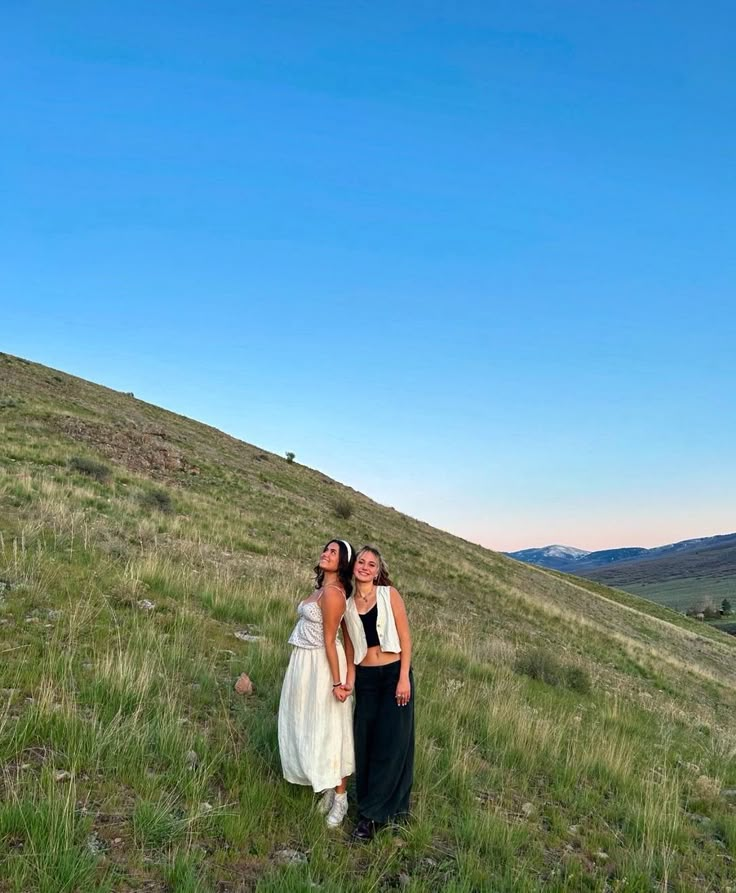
[314,539,355,597]
[355,545,393,587]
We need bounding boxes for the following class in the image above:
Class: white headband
[338,540,352,562]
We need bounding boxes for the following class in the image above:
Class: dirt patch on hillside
[55,416,200,478]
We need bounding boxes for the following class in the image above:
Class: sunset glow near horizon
[3,2,734,555]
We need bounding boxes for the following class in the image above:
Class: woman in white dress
[278,539,356,828]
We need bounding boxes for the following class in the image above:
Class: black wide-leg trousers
[354,662,414,823]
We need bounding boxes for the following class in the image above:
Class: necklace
[356,585,374,602]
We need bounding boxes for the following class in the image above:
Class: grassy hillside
[1,351,736,892]
[577,537,736,613]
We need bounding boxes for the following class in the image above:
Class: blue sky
[2,2,734,551]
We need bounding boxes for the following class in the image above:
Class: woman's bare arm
[320,585,346,696]
[341,618,355,694]
[390,587,412,705]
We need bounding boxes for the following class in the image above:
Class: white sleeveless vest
[344,585,402,664]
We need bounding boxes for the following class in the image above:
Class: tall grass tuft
[0,778,110,893]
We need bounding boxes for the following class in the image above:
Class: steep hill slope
[1,351,736,892]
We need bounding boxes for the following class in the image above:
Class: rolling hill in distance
[507,535,736,614]
[1,351,736,892]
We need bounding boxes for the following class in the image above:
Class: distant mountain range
[507,532,736,572]
[507,533,736,612]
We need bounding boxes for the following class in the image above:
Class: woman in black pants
[340,545,414,840]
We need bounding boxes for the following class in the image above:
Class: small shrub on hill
[332,497,353,520]
[139,487,176,514]
[515,648,562,686]
[285,451,295,464]
[515,648,592,694]
[69,455,112,483]
[563,664,592,694]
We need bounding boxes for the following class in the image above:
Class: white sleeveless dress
[278,595,355,791]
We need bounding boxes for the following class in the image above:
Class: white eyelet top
[287,596,327,649]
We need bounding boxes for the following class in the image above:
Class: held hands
[332,682,353,703]
[395,676,411,707]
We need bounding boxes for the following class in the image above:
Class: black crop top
[359,602,380,648]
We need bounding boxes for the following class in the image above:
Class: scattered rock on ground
[86,832,105,855]
[137,599,155,611]
[274,848,308,866]
[54,770,72,782]
[186,749,199,768]
[234,630,264,642]
[521,802,535,817]
[234,673,253,695]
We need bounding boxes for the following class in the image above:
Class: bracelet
[332,682,342,688]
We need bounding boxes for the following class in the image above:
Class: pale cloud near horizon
[465,515,736,553]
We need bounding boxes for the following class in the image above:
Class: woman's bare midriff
[359,645,401,667]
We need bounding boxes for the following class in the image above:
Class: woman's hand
[332,683,352,703]
[395,676,411,707]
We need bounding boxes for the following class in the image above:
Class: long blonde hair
[355,544,393,587]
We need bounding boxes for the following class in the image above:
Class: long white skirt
[278,643,355,791]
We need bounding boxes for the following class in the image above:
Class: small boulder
[234,673,253,695]
[234,630,263,642]
[186,749,199,768]
[274,848,308,866]
[86,833,105,855]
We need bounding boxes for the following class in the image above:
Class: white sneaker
[326,792,348,828]
[317,789,335,815]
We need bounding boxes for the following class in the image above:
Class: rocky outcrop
[55,416,200,477]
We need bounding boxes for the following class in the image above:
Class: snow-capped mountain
[506,544,590,570]
[506,533,736,573]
